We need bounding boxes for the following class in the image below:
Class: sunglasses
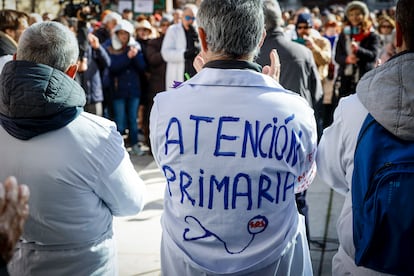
[184,15,196,21]
[297,25,311,30]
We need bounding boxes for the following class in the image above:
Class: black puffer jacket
[0,60,86,140]
[0,60,85,118]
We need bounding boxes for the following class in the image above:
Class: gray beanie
[345,1,369,18]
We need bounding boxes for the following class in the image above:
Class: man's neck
[183,23,190,31]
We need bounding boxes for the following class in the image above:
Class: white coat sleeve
[316,99,351,195]
[316,94,368,196]
[92,127,147,216]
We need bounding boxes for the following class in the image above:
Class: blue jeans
[113,97,139,146]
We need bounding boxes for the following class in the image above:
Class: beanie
[345,1,369,18]
[296,13,313,27]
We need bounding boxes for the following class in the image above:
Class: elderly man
[150,0,317,275]
[0,21,146,275]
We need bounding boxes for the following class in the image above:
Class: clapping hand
[0,176,29,262]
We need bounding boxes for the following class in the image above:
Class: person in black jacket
[257,1,323,138]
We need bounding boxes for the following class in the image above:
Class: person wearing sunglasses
[161,4,200,90]
[294,13,331,90]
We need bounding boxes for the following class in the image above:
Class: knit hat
[296,13,313,27]
[345,1,369,18]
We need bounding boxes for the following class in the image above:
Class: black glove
[184,47,200,60]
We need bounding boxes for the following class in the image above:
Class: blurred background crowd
[0,0,397,156]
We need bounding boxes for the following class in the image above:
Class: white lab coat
[161,23,187,90]
[150,66,317,275]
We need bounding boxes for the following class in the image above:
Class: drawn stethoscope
[183,214,268,254]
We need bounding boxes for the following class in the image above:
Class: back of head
[263,0,283,31]
[197,0,264,59]
[16,21,79,72]
[0,9,29,32]
[396,0,414,51]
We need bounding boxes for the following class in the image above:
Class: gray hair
[263,0,284,31]
[16,21,79,72]
[197,0,264,59]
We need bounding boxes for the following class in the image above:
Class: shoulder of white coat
[75,112,120,140]
[333,94,368,143]
[79,111,117,128]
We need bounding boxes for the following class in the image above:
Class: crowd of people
[0,1,397,155]
[0,0,412,275]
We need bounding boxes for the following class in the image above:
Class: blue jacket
[103,40,147,99]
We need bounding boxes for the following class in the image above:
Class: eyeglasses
[380,25,393,29]
[184,15,196,21]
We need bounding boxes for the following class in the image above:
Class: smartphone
[292,37,306,45]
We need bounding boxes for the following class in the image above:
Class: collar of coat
[203,59,262,73]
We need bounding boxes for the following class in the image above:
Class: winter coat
[0,60,146,275]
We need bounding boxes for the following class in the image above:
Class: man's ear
[258,29,267,48]
[198,27,208,52]
[395,22,403,48]
[65,64,78,79]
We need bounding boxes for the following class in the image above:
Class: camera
[60,0,101,21]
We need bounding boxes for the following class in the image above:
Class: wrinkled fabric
[150,66,317,275]
[0,60,146,275]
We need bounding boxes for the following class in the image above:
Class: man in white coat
[0,21,146,275]
[317,0,414,274]
[150,0,317,275]
[161,4,199,89]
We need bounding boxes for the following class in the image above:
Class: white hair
[16,21,79,72]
